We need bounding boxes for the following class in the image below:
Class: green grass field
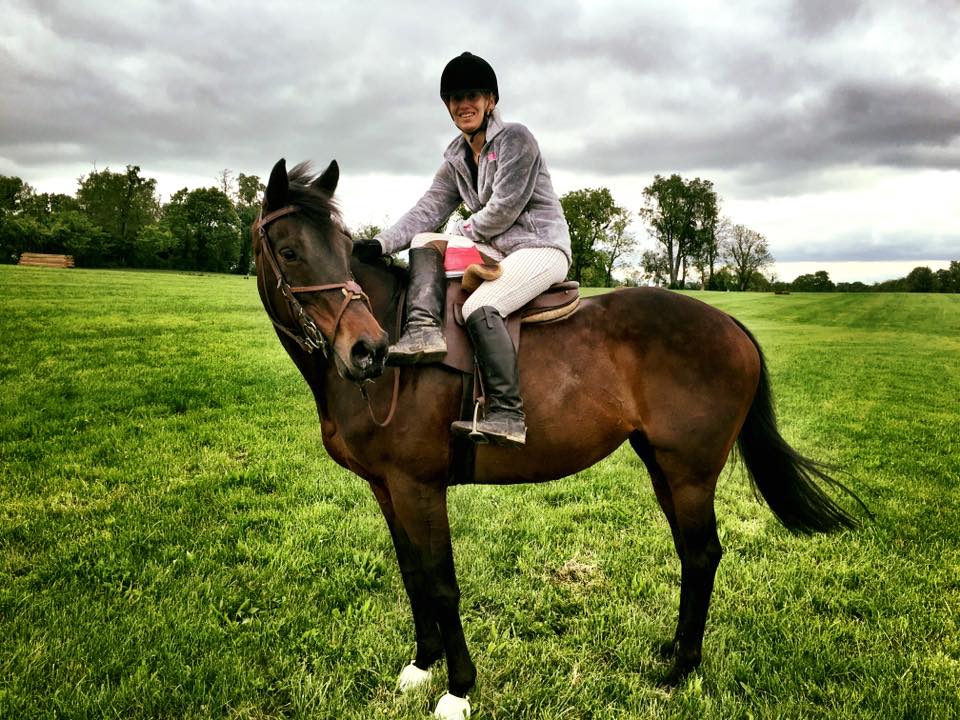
[1,265,958,719]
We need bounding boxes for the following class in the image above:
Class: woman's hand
[452,218,476,240]
[353,238,384,261]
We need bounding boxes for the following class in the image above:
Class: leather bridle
[254,204,400,427]
[255,205,371,358]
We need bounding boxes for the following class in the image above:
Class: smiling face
[446,90,495,135]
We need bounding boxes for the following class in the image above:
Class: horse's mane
[287,162,346,233]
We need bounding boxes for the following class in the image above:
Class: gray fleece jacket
[376,109,571,264]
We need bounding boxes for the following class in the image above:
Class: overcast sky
[2,0,958,281]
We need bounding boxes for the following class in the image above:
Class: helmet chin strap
[466,108,493,145]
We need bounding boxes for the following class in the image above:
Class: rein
[358,282,405,428]
[255,204,399,427]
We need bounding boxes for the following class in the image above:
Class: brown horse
[253,158,863,718]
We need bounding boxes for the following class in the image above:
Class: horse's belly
[471,386,633,484]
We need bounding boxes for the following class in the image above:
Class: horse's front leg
[384,478,475,718]
[369,481,444,689]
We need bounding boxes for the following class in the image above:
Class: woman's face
[447,91,495,135]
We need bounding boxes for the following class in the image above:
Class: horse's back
[525,287,758,379]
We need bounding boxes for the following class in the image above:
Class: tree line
[565,174,776,291]
[0,166,771,286]
[780,264,960,293]
[0,167,263,273]
[2,167,956,292]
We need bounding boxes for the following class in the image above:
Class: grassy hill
[1,266,958,719]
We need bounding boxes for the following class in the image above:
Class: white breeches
[410,232,569,322]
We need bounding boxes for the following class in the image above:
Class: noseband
[255,205,371,358]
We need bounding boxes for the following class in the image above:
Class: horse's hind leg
[631,434,724,685]
[665,482,722,685]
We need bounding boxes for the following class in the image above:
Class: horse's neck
[296,260,401,458]
[352,258,403,333]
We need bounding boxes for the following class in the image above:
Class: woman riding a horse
[367,51,572,448]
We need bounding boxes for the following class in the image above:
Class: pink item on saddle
[444,245,484,273]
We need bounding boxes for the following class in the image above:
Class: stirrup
[452,401,526,448]
[467,400,486,444]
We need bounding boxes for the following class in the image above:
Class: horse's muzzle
[345,334,388,382]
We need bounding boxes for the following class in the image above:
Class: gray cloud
[1,0,958,265]
[790,0,866,37]
[775,230,960,262]
[4,0,958,180]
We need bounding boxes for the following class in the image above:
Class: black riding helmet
[440,52,499,103]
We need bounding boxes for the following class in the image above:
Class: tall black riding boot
[451,306,527,447]
[386,246,447,365]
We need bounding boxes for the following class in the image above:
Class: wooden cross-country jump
[18,253,75,268]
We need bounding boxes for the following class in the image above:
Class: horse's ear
[314,160,339,196]
[266,158,288,209]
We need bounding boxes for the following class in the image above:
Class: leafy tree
[77,165,160,266]
[934,261,959,293]
[0,175,34,214]
[596,212,636,286]
[746,270,773,292]
[791,270,835,292]
[875,277,907,292]
[639,174,718,287]
[0,214,43,263]
[710,266,736,291]
[560,187,628,286]
[234,173,265,274]
[352,223,383,239]
[0,177,32,262]
[163,187,241,272]
[696,217,733,288]
[133,223,177,268]
[4,189,104,264]
[905,266,937,293]
[723,224,774,291]
[237,173,263,207]
[46,211,109,263]
[684,193,720,288]
[20,192,81,218]
[690,225,722,288]
[640,249,669,286]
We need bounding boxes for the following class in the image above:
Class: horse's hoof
[657,639,678,658]
[658,661,695,689]
[657,670,681,689]
[397,663,432,692]
[434,692,471,719]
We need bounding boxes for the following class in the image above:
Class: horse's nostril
[351,339,379,370]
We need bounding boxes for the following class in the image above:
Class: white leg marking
[397,663,432,692]
[434,692,471,719]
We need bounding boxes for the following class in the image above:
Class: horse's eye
[279,248,297,261]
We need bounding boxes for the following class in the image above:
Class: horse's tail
[733,319,867,533]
